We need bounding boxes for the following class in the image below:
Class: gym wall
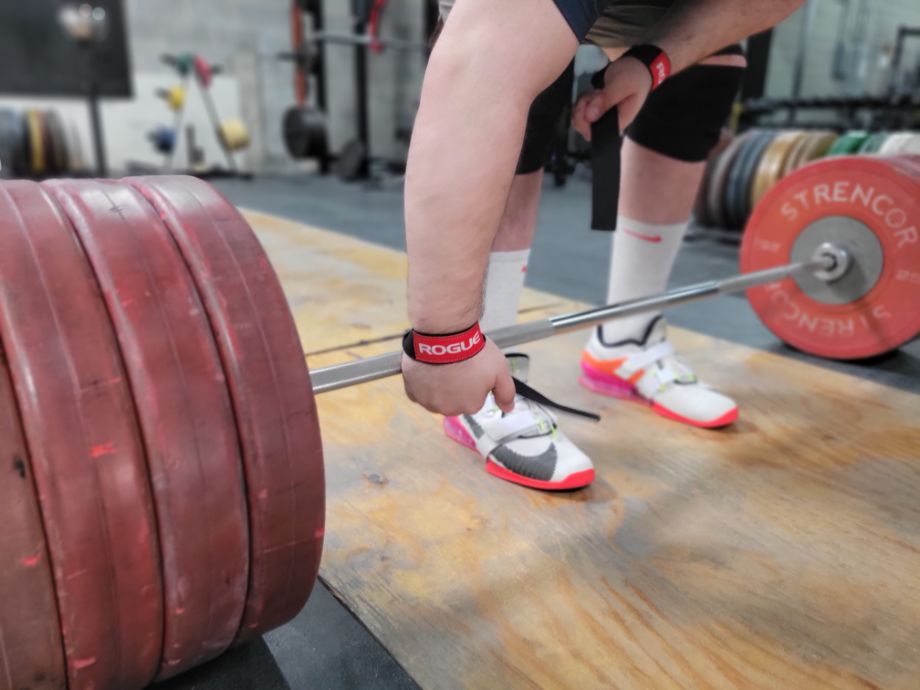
[0,74,243,173]
[123,0,292,171]
[0,0,294,173]
[321,0,427,164]
[765,0,920,100]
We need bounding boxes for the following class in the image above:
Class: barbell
[310,248,839,393]
[0,154,917,689]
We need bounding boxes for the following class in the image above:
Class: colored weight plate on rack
[0,108,23,178]
[791,131,838,171]
[175,53,195,77]
[218,118,251,152]
[66,121,86,173]
[283,105,329,162]
[149,126,177,155]
[46,179,251,680]
[38,110,56,174]
[26,109,45,175]
[739,131,780,222]
[693,129,733,226]
[707,130,756,229]
[751,130,806,208]
[723,130,767,229]
[164,84,187,112]
[726,130,774,229]
[0,181,163,689]
[44,110,69,175]
[693,129,732,227]
[895,133,920,155]
[19,111,32,174]
[878,132,910,155]
[128,176,325,642]
[857,132,888,154]
[827,130,870,156]
[0,347,67,690]
[778,130,815,178]
[741,155,920,359]
[194,55,214,88]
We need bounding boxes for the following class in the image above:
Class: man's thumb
[585,93,607,123]
[493,369,516,414]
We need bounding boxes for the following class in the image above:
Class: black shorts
[438,1,673,46]
[552,0,610,41]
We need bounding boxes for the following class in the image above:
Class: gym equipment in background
[280,0,433,181]
[144,53,252,179]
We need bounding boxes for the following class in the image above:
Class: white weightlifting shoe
[443,354,595,491]
[580,317,738,428]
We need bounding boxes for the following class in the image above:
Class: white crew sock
[480,249,531,332]
[601,217,688,343]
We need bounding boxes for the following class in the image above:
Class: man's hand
[402,339,516,416]
[573,56,653,140]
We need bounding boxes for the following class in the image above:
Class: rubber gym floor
[151,171,919,690]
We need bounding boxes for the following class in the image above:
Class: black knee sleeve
[626,46,746,163]
[516,62,574,175]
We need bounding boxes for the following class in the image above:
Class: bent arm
[644,0,804,73]
[405,0,578,333]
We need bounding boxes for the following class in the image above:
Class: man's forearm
[644,0,804,73]
[405,0,577,333]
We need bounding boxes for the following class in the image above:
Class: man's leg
[600,137,706,342]
[405,0,578,334]
[479,58,573,331]
[480,170,542,331]
[442,60,596,492]
[582,53,747,428]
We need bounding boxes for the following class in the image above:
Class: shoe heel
[443,416,477,451]
[579,361,644,402]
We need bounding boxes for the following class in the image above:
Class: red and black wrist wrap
[623,44,671,90]
[403,322,486,365]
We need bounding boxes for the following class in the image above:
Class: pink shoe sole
[579,360,738,429]
[442,416,595,490]
[443,415,477,450]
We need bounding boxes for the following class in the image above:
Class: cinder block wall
[321,0,426,164]
[125,0,294,171]
[765,0,920,99]
[127,0,426,171]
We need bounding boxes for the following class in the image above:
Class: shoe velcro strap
[623,340,674,372]
[480,409,549,446]
[634,355,697,398]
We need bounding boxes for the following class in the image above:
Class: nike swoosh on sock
[622,227,663,243]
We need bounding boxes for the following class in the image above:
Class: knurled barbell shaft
[309,252,837,395]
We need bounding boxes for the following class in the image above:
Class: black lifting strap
[590,66,622,231]
[512,377,601,422]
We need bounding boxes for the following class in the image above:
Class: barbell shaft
[312,31,428,52]
[309,253,836,395]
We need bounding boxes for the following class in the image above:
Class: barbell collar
[310,252,836,395]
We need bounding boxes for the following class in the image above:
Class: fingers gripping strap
[470,405,545,459]
[514,378,600,422]
[590,102,621,231]
[403,323,486,364]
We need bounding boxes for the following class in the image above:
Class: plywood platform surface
[247,210,920,690]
